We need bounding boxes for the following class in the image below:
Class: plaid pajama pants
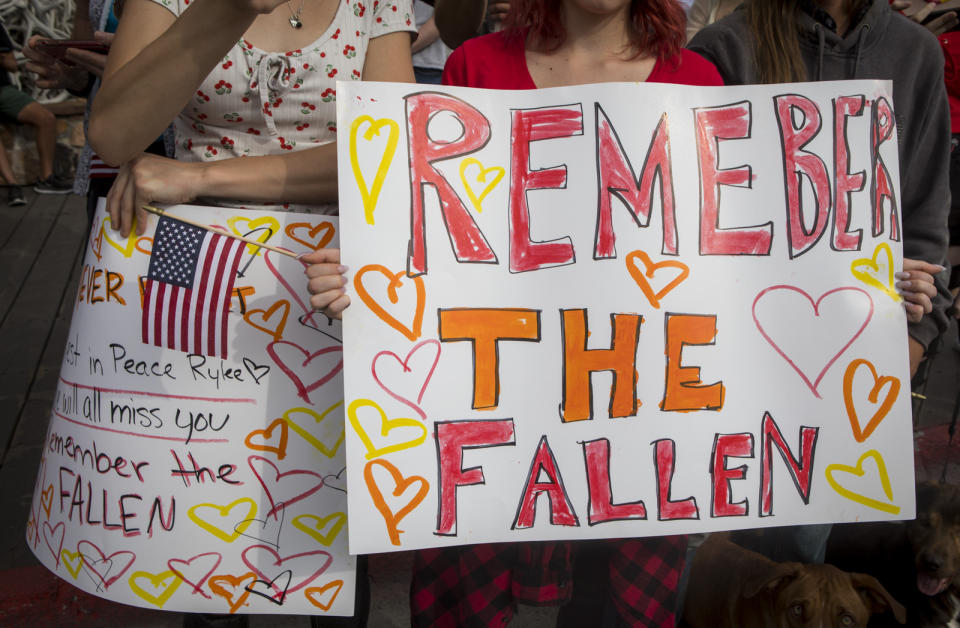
[410,536,686,627]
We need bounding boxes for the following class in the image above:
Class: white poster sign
[27,203,354,615]
[337,80,915,554]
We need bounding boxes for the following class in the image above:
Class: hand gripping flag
[142,215,245,358]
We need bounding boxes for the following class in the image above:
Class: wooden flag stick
[142,204,299,259]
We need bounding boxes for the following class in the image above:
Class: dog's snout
[921,553,943,572]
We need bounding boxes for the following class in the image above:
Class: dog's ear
[742,561,801,598]
[851,572,907,624]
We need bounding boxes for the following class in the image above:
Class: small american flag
[142,216,245,358]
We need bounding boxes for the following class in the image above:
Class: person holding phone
[22,0,156,226]
[0,21,71,201]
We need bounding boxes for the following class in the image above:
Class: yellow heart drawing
[851,242,901,303]
[348,398,427,460]
[825,449,901,514]
[459,157,505,214]
[129,569,183,607]
[291,512,347,546]
[284,403,346,458]
[226,216,281,256]
[349,115,399,225]
[60,549,83,579]
[187,498,258,543]
[99,216,138,258]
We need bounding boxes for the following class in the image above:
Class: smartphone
[36,39,110,61]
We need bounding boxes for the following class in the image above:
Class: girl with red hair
[441,0,721,89]
[406,2,720,627]
[305,1,721,624]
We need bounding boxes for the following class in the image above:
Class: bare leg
[16,101,57,180]
[0,141,16,185]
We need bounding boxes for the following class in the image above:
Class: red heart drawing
[372,339,441,420]
[77,540,136,589]
[266,340,343,404]
[752,285,874,398]
[168,551,223,598]
[42,522,64,566]
[248,455,326,516]
[240,545,332,596]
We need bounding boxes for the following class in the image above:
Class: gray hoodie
[689,0,952,351]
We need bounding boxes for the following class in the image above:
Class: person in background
[685,0,741,41]
[412,0,451,84]
[0,21,71,202]
[23,0,172,227]
[432,0,510,49]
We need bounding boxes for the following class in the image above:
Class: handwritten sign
[337,80,916,554]
[27,203,354,615]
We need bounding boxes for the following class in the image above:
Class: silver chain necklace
[286,0,304,29]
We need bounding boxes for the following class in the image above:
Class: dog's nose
[921,554,943,572]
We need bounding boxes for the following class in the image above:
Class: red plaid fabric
[410,536,686,627]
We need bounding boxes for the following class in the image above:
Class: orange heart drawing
[354,264,426,342]
[364,459,429,546]
[244,418,289,460]
[135,236,153,256]
[625,250,689,309]
[209,572,257,613]
[243,300,290,341]
[286,221,336,252]
[40,484,54,520]
[843,359,900,443]
[305,579,344,611]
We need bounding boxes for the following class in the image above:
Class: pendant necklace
[286,0,304,29]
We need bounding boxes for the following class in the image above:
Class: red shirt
[940,32,960,134]
[442,30,724,89]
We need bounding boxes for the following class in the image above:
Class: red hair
[502,0,686,62]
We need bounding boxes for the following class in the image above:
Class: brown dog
[683,532,905,627]
[827,482,960,627]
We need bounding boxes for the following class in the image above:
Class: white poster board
[27,203,355,615]
[337,80,916,554]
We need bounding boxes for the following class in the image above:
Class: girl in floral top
[89,0,416,235]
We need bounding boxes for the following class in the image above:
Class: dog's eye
[840,614,855,626]
[790,603,803,617]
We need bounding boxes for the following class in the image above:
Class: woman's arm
[89,0,277,165]
[105,30,415,235]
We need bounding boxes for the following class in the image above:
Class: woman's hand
[302,248,350,319]
[23,35,89,91]
[898,257,944,323]
[892,0,959,35]
[62,31,114,78]
[105,153,206,237]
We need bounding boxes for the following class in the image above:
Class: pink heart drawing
[77,540,136,589]
[263,248,321,327]
[168,551,222,598]
[241,545,332,596]
[372,339,441,420]
[267,340,343,404]
[42,522,64,566]
[752,285,874,398]
[248,455,326,516]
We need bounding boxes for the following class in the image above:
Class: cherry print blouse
[148,0,415,213]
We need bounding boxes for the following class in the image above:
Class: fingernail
[337,264,348,273]
[895,272,910,280]
[340,275,348,286]
[934,264,946,272]
[895,281,911,290]
[296,253,306,260]
[340,287,347,294]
